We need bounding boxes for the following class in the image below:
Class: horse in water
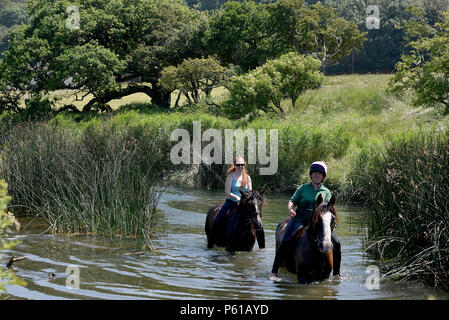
[275,194,341,283]
[205,190,266,252]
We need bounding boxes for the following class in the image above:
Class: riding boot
[271,221,304,274]
[271,239,291,274]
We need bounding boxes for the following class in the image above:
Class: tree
[128,0,209,107]
[297,2,366,72]
[389,8,449,114]
[0,0,209,113]
[204,0,273,72]
[54,41,127,112]
[159,56,226,105]
[0,0,27,54]
[321,0,442,74]
[268,0,366,73]
[225,52,323,118]
[225,67,275,118]
[263,52,323,109]
[267,0,306,55]
[422,0,449,25]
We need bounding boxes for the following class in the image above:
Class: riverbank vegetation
[343,131,449,288]
[0,179,26,292]
[0,122,164,248]
[3,71,448,284]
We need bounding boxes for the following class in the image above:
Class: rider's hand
[289,209,296,217]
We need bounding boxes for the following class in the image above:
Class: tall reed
[0,121,166,249]
[343,130,449,287]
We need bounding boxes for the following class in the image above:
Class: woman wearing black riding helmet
[270,161,341,280]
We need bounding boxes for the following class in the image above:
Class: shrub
[224,53,323,118]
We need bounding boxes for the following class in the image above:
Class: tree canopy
[0,0,209,112]
[1,0,444,116]
[389,8,449,114]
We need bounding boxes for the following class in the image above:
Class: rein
[309,204,335,249]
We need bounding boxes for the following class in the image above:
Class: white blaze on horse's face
[321,211,333,252]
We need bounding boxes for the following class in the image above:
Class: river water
[2,186,448,300]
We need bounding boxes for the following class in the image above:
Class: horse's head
[239,190,265,230]
[310,194,337,253]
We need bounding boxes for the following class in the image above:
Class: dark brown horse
[205,190,266,252]
[275,194,341,283]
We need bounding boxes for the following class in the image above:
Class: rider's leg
[211,199,235,234]
[271,218,304,274]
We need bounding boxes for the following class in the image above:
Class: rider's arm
[288,185,303,217]
[225,174,240,201]
[247,175,252,191]
[288,201,296,217]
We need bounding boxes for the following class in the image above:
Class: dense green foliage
[294,1,367,72]
[0,0,27,53]
[0,0,209,112]
[0,0,369,116]
[225,52,323,117]
[389,8,449,115]
[2,0,445,117]
[204,0,273,72]
[159,56,227,105]
[0,179,26,293]
[1,0,448,81]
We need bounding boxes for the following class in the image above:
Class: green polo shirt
[290,182,332,224]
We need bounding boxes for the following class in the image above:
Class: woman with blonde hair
[211,156,252,234]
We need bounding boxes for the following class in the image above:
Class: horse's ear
[316,193,324,206]
[330,194,336,206]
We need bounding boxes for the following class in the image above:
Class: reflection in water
[2,186,448,300]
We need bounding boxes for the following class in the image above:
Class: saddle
[280,217,308,241]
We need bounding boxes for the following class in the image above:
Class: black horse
[205,190,266,252]
[275,194,341,283]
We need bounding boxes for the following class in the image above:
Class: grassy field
[22,85,230,111]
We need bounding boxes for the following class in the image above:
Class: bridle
[309,203,336,249]
[239,195,264,234]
